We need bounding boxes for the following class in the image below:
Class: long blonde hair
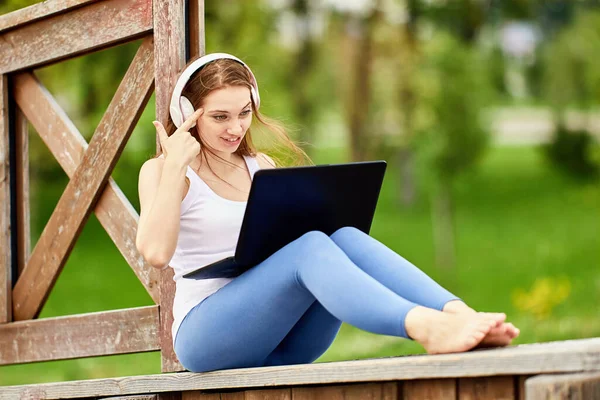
[161,57,311,169]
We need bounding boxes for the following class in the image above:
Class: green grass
[1,145,598,385]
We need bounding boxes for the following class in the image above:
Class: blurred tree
[423,0,489,44]
[345,1,381,161]
[541,11,600,178]
[414,33,491,269]
[395,0,420,206]
[288,0,320,153]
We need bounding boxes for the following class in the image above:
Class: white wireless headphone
[169,53,261,128]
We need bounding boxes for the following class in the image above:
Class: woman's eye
[240,109,252,117]
[213,115,227,121]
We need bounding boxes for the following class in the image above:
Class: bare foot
[476,323,520,348]
[443,301,519,347]
[405,306,499,354]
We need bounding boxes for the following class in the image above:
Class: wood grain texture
[182,392,221,400]
[517,376,531,400]
[100,395,158,400]
[14,106,29,275]
[0,74,11,324]
[0,0,98,32]
[12,71,160,304]
[0,306,159,365]
[160,267,182,372]
[459,376,515,400]
[402,379,456,400]
[188,0,205,58]
[154,0,187,374]
[525,372,600,400]
[0,338,599,399]
[12,37,155,321]
[293,383,398,399]
[244,389,291,400]
[158,393,182,400]
[0,0,153,74]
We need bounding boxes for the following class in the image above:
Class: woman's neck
[195,151,244,176]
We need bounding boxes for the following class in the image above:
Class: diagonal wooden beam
[0,75,11,324]
[0,0,153,74]
[12,37,155,321]
[0,306,159,365]
[13,71,160,304]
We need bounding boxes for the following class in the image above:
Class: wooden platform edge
[525,372,600,400]
[0,338,599,400]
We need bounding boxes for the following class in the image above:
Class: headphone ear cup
[250,86,260,109]
[179,96,197,127]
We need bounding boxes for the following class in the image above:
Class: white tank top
[167,155,261,342]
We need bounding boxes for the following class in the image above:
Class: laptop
[183,160,387,280]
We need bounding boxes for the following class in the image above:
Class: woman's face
[198,85,252,156]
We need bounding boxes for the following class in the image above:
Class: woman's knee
[291,231,342,270]
[330,226,362,242]
[296,230,332,250]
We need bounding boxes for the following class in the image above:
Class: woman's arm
[137,109,203,269]
[136,157,189,269]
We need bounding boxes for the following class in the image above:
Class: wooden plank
[160,268,182,372]
[220,393,245,400]
[293,382,398,399]
[12,71,160,304]
[245,389,291,400]
[12,37,155,321]
[183,392,221,400]
[516,376,530,400]
[0,0,153,74]
[459,376,515,400]
[12,72,87,176]
[188,0,205,58]
[0,75,11,324]
[525,372,600,400]
[154,0,187,374]
[403,379,456,400]
[0,0,97,32]
[101,395,158,400]
[0,339,599,400]
[0,306,159,365]
[158,393,182,400]
[14,106,30,274]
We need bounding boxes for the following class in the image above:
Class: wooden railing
[0,0,204,373]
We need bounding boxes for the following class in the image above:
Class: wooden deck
[1,338,599,399]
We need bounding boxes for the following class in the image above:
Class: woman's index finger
[177,108,204,133]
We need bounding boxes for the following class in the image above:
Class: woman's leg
[263,226,474,367]
[329,228,519,344]
[175,231,425,372]
[262,302,341,367]
[175,231,498,372]
[329,227,459,311]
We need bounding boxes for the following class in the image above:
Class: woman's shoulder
[255,152,276,169]
[139,156,166,177]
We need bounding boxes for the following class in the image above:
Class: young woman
[136,53,519,373]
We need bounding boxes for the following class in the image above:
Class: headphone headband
[169,53,260,128]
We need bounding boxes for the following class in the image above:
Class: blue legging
[174,227,459,372]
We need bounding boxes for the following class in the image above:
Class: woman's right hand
[153,108,204,167]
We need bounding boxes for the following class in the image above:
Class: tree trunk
[291,0,317,153]
[430,179,456,270]
[395,0,419,207]
[397,148,416,206]
[347,3,380,162]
